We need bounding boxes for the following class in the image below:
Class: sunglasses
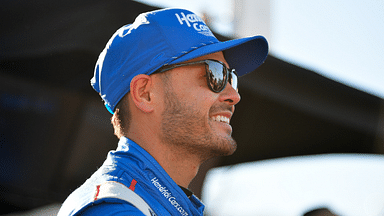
[156,59,238,93]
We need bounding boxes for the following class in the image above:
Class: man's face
[157,52,241,160]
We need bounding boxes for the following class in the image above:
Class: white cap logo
[175,12,214,37]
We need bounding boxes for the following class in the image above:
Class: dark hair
[111,94,131,138]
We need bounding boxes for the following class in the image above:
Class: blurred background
[1,0,383,215]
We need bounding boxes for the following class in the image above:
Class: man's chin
[222,142,237,156]
[209,138,237,158]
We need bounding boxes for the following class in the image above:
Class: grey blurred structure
[202,154,384,215]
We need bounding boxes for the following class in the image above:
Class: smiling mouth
[210,115,230,124]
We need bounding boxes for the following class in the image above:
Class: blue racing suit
[58,137,205,216]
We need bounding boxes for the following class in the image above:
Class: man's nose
[218,83,241,106]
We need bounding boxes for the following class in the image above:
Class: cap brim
[168,35,268,76]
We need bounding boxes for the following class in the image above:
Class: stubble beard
[159,88,237,162]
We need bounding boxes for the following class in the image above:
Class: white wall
[233,0,271,41]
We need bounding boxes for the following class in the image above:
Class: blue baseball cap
[91,8,268,114]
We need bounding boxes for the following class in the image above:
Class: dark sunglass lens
[207,61,226,92]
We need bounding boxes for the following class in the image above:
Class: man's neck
[127,130,202,188]
[147,141,201,188]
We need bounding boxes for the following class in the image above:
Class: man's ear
[130,74,154,113]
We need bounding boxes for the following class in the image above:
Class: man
[58,8,268,216]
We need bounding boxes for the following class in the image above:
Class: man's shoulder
[78,201,146,216]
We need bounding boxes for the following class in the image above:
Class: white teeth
[211,115,230,124]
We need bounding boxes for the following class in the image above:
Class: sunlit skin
[125,51,241,187]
